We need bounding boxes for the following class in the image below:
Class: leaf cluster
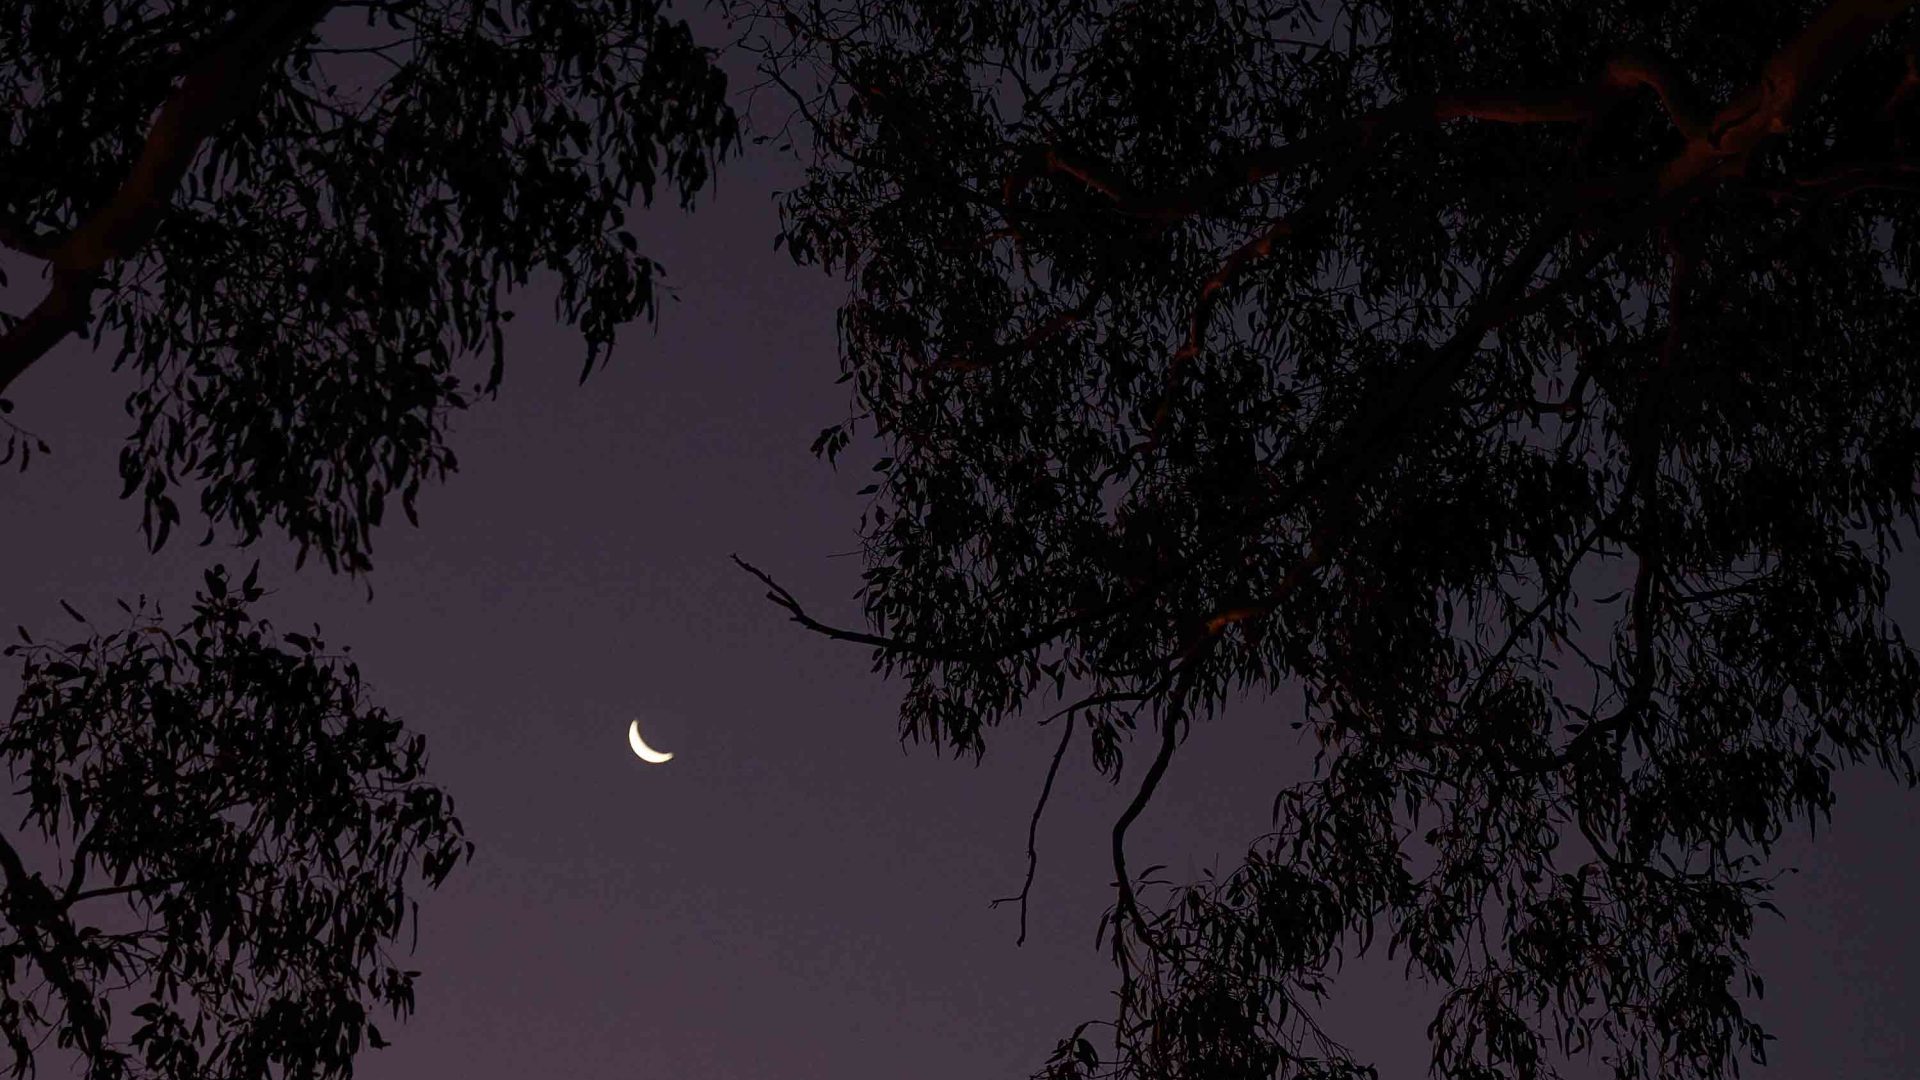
[0,565,471,1079]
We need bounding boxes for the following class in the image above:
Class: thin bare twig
[989,714,1075,946]
[734,552,1162,666]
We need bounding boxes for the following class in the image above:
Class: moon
[627,719,674,764]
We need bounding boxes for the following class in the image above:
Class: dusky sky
[4,12,1920,1079]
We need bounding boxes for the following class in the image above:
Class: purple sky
[4,28,1920,1080]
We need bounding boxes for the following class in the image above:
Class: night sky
[5,27,1920,1080]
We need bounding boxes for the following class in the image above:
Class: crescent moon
[627,719,674,764]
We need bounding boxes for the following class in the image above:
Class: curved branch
[1110,712,1178,941]
[1109,663,1201,963]
[0,1,339,398]
[1593,45,1711,140]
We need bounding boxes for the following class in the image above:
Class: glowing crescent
[627,719,674,764]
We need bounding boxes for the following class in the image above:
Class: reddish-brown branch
[1589,46,1711,140]
[1660,0,1920,194]
[1200,517,1339,643]
[1155,215,1295,407]
[0,1,338,399]
[1003,146,1138,210]
[1035,148,1135,204]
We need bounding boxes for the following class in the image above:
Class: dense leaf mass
[746,1,1920,1077]
[0,0,737,571]
[1,566,470,1080]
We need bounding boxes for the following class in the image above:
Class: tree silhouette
[739,1,1920,1076]
[0,0,737,573]
[0,3,737,1075]
[1,566,470,1079]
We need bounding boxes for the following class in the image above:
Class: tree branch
[1590,45,1711,141]
[0,217,59,260]
[1110,694,1182,953]
[61,828,98,902]
[0,1,339,399]
[990,712,1076,946]
[928,283,1106,374]
[735,553,1162,666]
[0,830,107,1066]
[1658,0,1920,194]
[733,553,955,657]
[0,267,103,397]
[61,877,182,909]
[1146,81,1712,441]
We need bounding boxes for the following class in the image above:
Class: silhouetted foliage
[0,0,738,572]
[0,5,741,1073]
[739,1,1920,1077]
[0,565,470,1079]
